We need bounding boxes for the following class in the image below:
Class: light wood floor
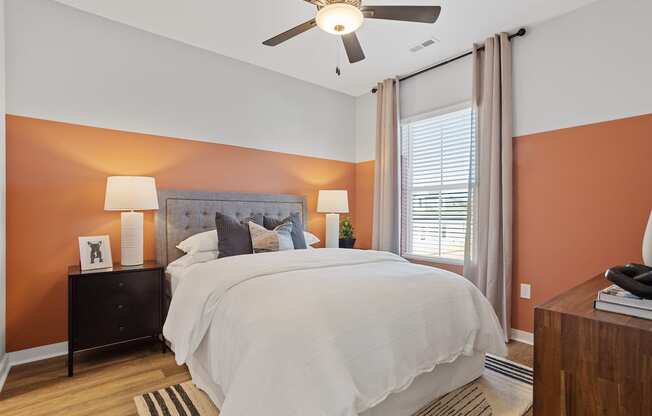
[0,340,533,415]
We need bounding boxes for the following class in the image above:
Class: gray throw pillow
[215,212,262,258]
[263,212,307,249]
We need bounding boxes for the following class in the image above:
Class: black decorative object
[605,263,652,299]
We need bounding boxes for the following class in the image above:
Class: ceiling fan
[263,0,441,64]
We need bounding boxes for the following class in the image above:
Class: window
[400,104,475,263]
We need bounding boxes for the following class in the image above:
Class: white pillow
[167,251,218,269]
[176,230,218,255]
[303,231,320,246]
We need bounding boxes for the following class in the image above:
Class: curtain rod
[371,27,526,94]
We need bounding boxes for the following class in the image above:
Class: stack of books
[594,285,652,320]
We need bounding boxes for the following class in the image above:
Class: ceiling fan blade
[263,19,317,46]
[303,0,327,6]
[342,32,365,64]
[361,6,441,23]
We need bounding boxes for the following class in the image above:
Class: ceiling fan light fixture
[316,3,364,35]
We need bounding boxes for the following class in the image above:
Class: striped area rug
[134,382,218,416]
[134,355,533,416]
[414,355,533,416]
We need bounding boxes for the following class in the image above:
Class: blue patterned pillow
[263,212,307,249]
[248,222,294,253]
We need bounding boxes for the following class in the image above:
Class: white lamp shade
[104,176,159,211]
[317,190,349,214]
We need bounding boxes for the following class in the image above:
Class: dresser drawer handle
[119,326,126,332]
[117,304,124,310]
[117,282,125,288]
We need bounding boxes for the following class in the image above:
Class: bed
[156,190,506,416]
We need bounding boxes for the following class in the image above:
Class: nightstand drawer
[74,308,158,349]
[75,272,158,307]
[75,271,160,298]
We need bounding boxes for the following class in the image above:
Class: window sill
[402,254,464,266]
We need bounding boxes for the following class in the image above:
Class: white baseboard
[510,328,534,345]
[0,341,68,392]
[8,341,68,366]
[0,355,10,391]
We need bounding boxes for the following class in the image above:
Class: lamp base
[121,211,144,266]
[325,213,340,249]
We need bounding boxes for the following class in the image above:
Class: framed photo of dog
[78,235,113,271]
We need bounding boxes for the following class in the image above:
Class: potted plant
[339,217,356,249]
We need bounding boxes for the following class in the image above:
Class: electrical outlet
[520,283,531,300]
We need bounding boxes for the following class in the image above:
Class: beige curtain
[372,79,400,253]
[464,34,513,341]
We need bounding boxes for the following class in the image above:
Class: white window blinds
[401,105,474,262]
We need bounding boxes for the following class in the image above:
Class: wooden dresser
[534,275,652,415]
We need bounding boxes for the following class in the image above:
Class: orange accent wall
[512,113,652,332]
[354,160,374,249]
[6,115,358,352]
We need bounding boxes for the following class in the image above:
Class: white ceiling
[54,0,598,97]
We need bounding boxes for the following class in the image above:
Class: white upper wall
[6,0,357,162]
[513,0,652,136]
[355,0,652,161]
[355,92,376,163]
[400,56,473,121]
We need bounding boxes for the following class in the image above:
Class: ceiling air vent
[409,36,440,53]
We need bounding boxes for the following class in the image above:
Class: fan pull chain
[335,37,342,76]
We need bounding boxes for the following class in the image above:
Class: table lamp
[104,176,159,266]
[317,190,349,248]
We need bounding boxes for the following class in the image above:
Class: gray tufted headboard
[155,190,308,266]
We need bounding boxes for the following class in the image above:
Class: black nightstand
[67,261,165,376]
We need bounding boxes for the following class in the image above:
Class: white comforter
[164,249,506,416]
